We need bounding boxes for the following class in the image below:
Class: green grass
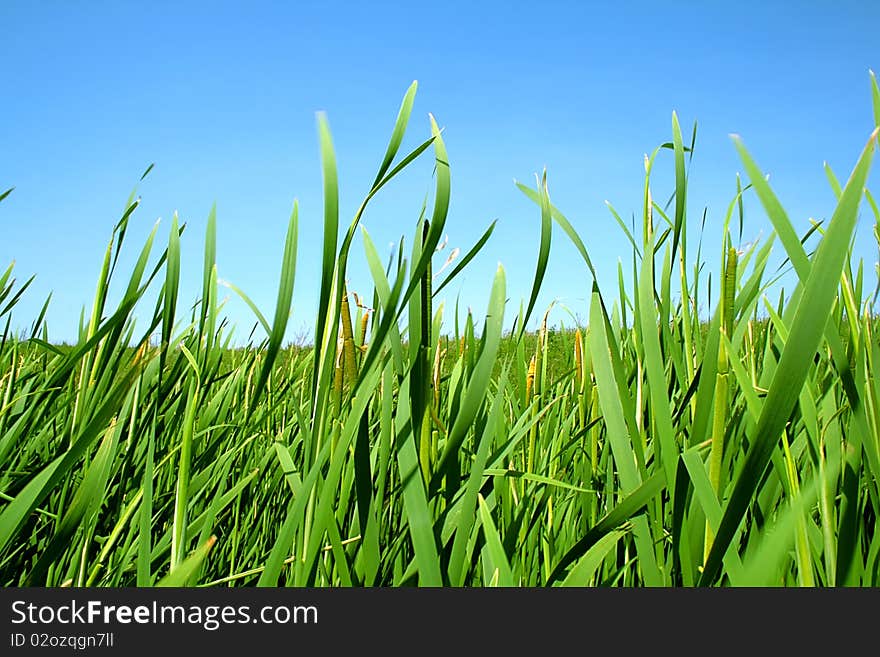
[2,75,880,587]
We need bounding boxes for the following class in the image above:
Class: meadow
[1,74,879,587]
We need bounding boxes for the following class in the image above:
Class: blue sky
[1,1,878,344]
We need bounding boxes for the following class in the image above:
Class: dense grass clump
[2,76,880,587]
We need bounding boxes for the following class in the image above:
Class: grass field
[2,74,880,587]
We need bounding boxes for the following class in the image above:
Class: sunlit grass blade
[671,111,687,260]
[448,368,509,585]
[701,128,877,585]
[433,263,506,485]
[27,415,122,584]
[519,171,552,337]
[157,536,217,587]
[218,278,271,336]
[515,181,598,280]
[251,201,298,410]
[311,112,340,399]
[560,527,628,587]
[546,471,666,584]
[871,69,880,128]
[372,80,418,187]
[478,494,515,586]
[395,375,443,586]
[432,219,496,297]
[160,213,181,373]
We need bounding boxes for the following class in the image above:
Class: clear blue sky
[1,1,878,344]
